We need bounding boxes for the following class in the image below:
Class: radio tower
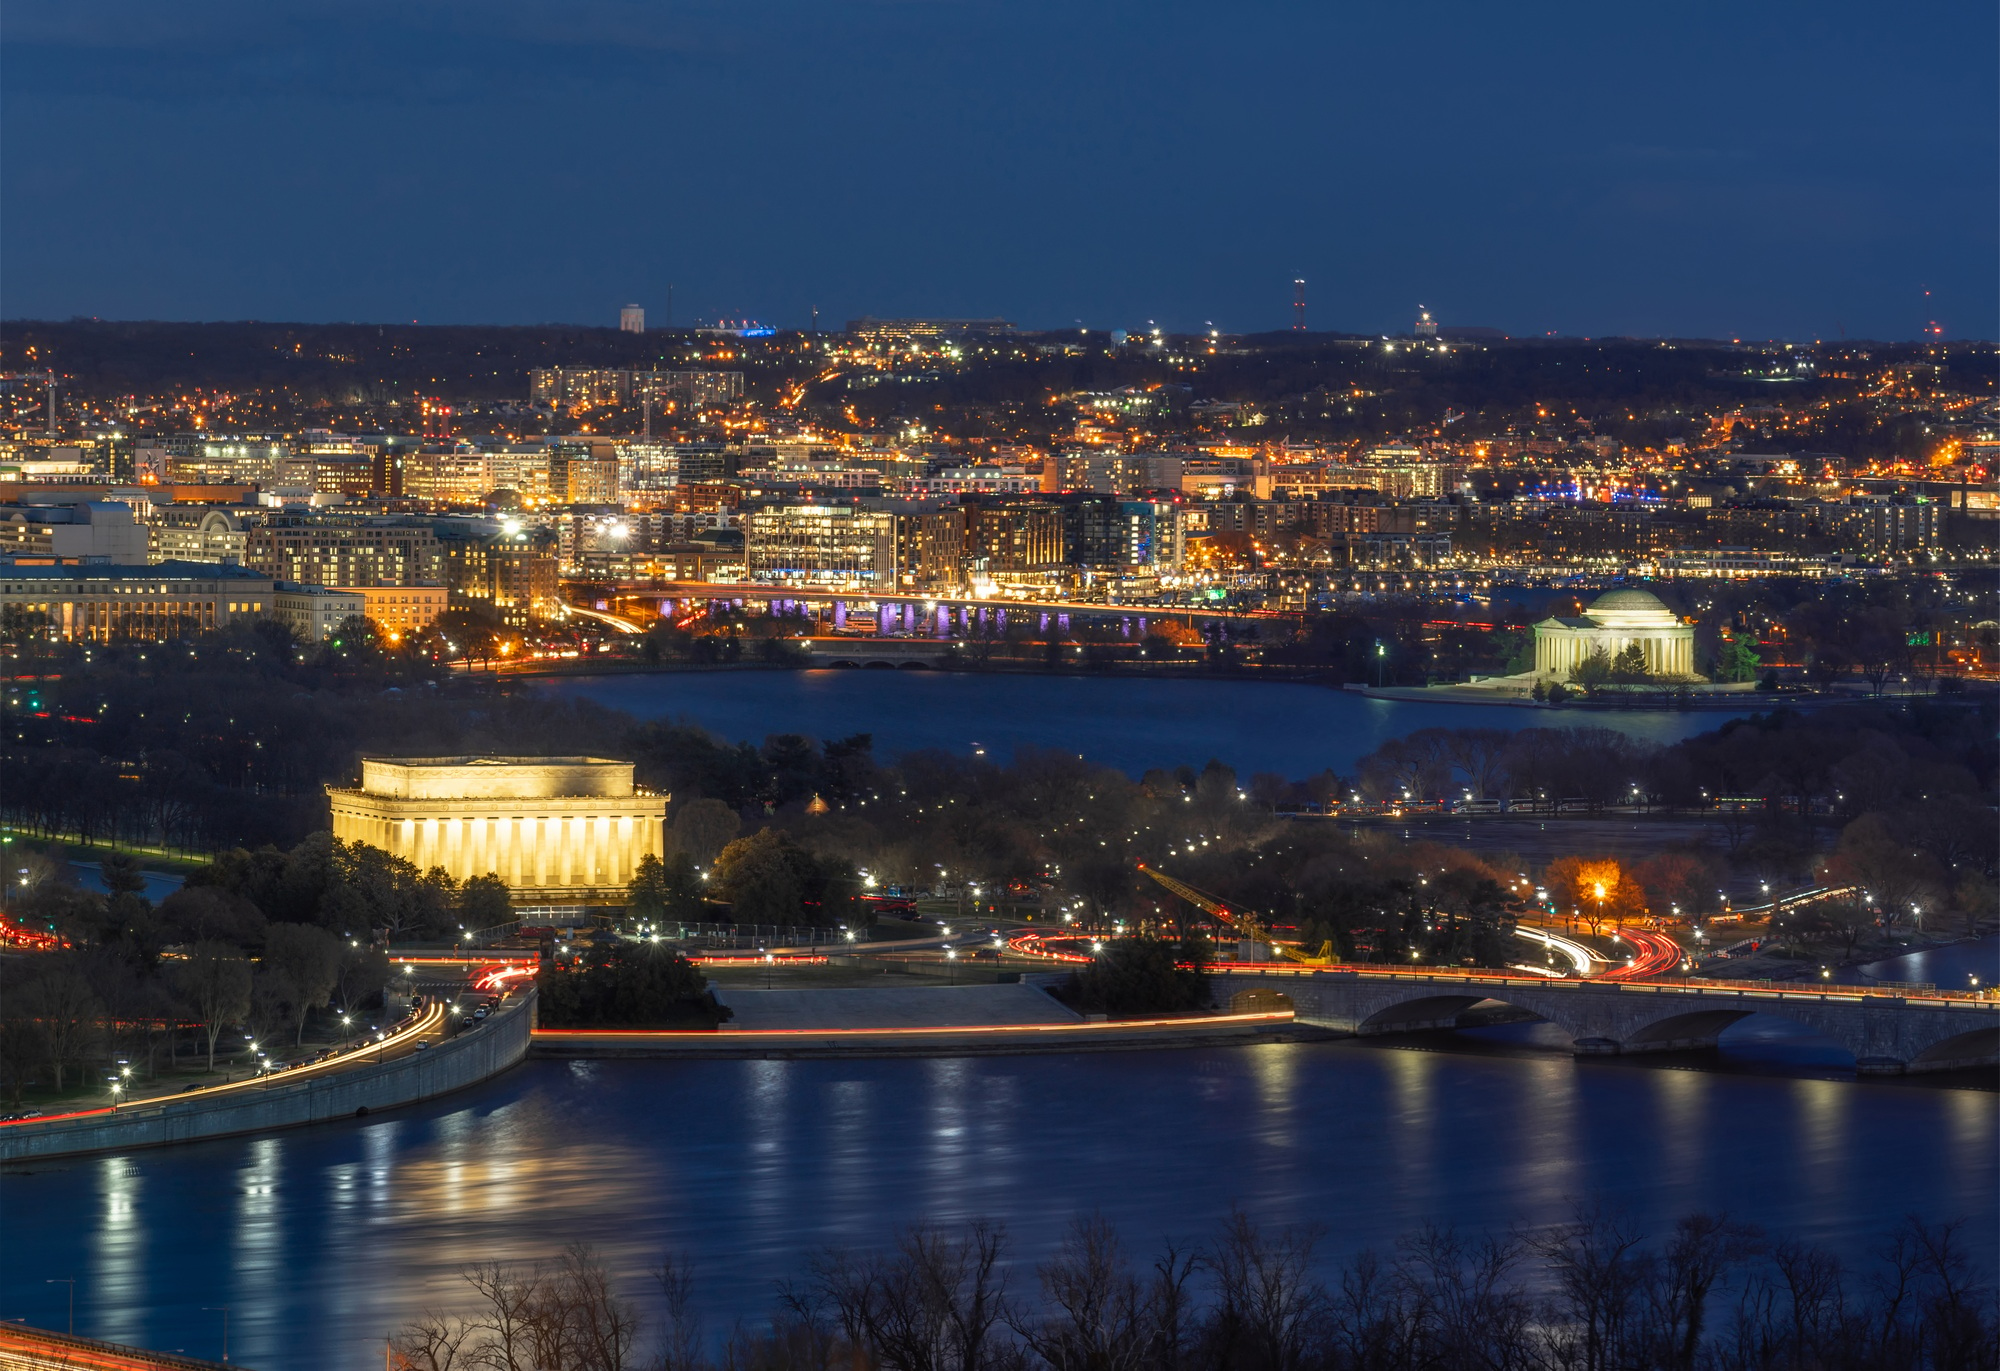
[1293,279,1307,332]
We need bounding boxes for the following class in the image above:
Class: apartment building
[245,516,444,587]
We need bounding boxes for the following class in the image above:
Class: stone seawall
[0,994,534,1164]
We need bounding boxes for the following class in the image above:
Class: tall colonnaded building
[1531,588,1699,680]
[327,756,666,904]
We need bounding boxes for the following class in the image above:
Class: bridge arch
[1908,1025,2000,1072]
[1355,994,1507,1034]
[1618,1008,1759,1053]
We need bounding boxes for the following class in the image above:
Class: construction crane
[1136,864,1334,966]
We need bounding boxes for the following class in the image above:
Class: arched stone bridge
[1210,969,2000,1075]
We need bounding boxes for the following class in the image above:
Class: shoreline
[502,658,1976,712]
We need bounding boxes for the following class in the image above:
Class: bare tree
[263,921,343,1045]
[654,1253,706,1371]
[1199,1211,1328,1371]
[671,799,743,870]
[814,1222,1011,1371]
[554,1243,645,1371]
[1011,1215,1152,1371]
[21,965,104,1093]
[171,941,253,1072]
[1768,1236,1847,1366]
[1643,1212,1763,1371]
[1528,1208,1649,1371]
[393,1311,477,1371]
[463,1260,544,1371]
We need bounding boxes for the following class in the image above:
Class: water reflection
[1,1042,1991,1371]
[90,1157,143,1345]
[541,672,1747,777]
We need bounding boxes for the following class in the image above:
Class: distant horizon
[3,315,1990,348]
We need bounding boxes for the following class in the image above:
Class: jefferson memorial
[1532,588,1697,680]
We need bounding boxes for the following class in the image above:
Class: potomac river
[536,669,1755,775]
[2,1034,1991,1370]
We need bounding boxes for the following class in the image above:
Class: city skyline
[3,0,1995,340]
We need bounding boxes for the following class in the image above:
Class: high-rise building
[744,505,895,585]
[620,304,646,333]
[549,442,620,504]
[532,369,745,413]
[890,504,966,591]
[1061,496,1185,574]
[170,439,289,485]
[246,516,444,588]
[962,499,1064,576]
[0,501,151,562]
[442,528,561,627]
[631,370,747,411]
[147,506,248,565]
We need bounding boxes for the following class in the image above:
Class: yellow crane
[1136,864,1335,966]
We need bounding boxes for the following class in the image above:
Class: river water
[2,1040,1991,1369]
[538,670,1753,776]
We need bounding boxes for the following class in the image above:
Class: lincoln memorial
[327,756,667,903]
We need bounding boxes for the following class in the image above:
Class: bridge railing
[1209,963,1998,1005]
[0,1321,237,1368]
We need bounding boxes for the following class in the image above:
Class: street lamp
[202,1306,230,1362]
[46,1279,74,1335]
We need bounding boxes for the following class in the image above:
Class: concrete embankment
[535,982,1320,1058]
[0,995,534,1164]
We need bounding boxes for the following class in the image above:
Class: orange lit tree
[1543,856,1647,934]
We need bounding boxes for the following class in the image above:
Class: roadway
[0,955,525,1130]
[0,1324,236,1370]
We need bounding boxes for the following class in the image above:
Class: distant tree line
[3,624,1991,951]
[0,833,523,1106]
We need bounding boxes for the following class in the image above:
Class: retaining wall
[0,994,534,1163]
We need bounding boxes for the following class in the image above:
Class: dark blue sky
[4,2,1993,339]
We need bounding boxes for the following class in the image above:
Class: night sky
[4,1,1993,339]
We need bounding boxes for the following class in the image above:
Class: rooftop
[0,559,271,581]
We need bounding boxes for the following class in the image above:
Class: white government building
[327,756,666,903]
[1532,588,1698,681]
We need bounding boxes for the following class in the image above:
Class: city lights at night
[0,1,1995,1367]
